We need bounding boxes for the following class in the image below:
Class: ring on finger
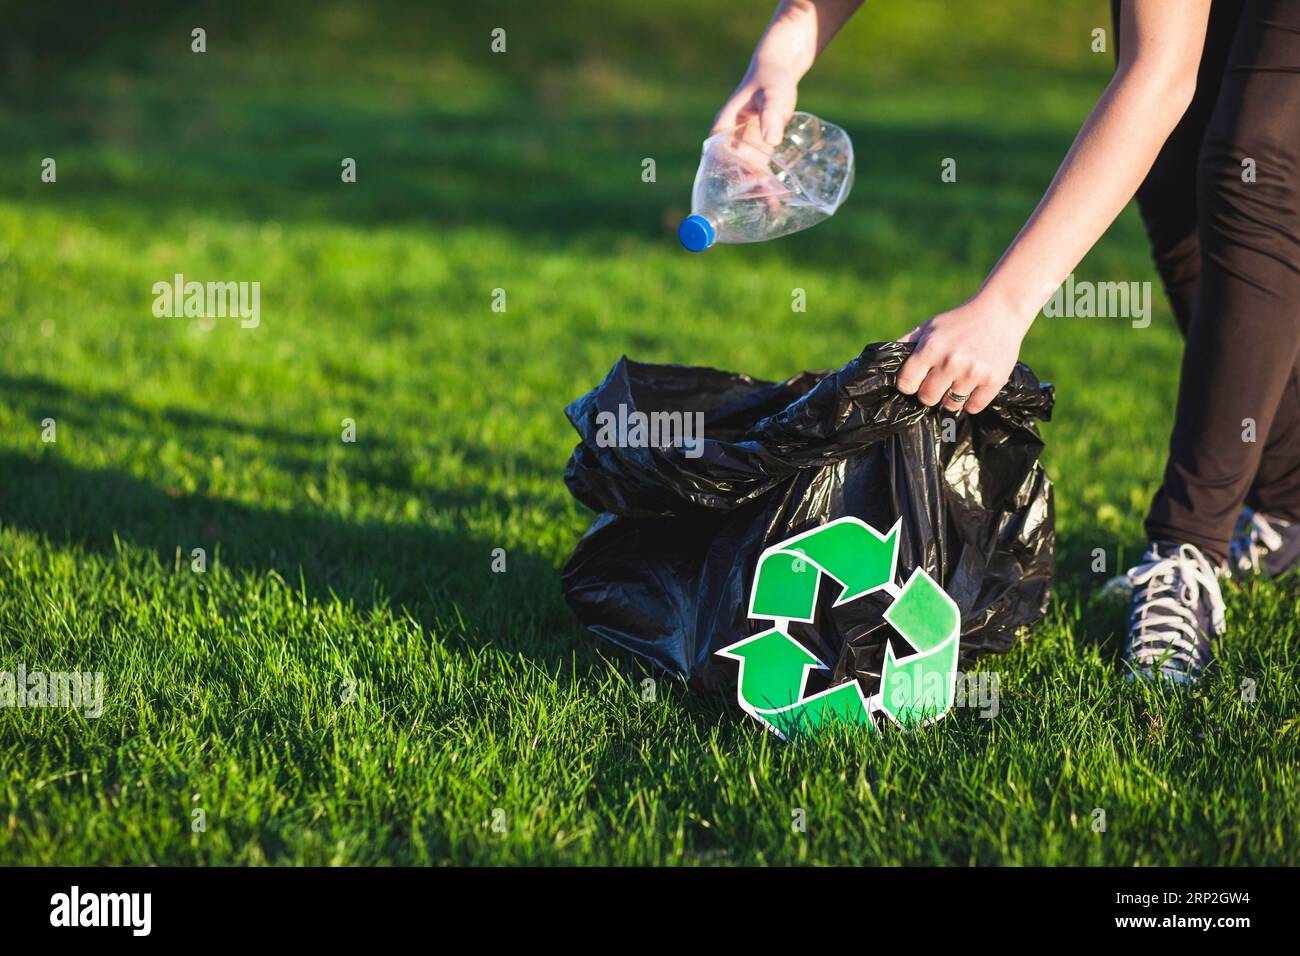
[946,390,971,404]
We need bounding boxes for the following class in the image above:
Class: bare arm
[712,0,865,143]
[898,0,1212,412]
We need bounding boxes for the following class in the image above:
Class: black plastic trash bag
[561,342,1054,697]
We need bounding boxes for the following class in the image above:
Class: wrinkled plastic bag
[561,341,1054,698]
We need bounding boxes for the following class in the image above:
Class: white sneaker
[1123,541,1226,685]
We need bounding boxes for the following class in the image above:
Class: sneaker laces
[1126,544,1225,674]
[1230,509,1288,575]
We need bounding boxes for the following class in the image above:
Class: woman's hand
[712,60,799,145]
[896,295,1031,414]
[710,1,866,143]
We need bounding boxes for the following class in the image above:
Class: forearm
[749,0,865,80]
[980,66,1197,330]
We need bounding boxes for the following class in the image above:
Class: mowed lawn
[1,1,1296,865]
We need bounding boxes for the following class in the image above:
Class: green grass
[1,0,1297,865]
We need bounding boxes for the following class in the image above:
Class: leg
[1145,0,1300,561]
[1118,0,1300,521]
[1114,0,1240,333]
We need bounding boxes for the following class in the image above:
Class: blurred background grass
[1,1,1294,865]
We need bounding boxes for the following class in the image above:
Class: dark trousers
[1114,0,1300,561]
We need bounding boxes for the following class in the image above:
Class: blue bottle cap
[678,214,715,252]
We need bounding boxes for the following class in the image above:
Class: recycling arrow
[716,627,873,737]
[749,517,900,622]
[717,516,961,740]
[721,627,822,711]
[880,567,961,729]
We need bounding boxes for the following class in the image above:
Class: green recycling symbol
[717,517,961,740]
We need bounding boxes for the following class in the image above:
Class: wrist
[755,12,817,81]
[751,51,806,86]
[975,279,1044,337]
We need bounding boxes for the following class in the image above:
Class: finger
[711,95,755,135]
[760,110,786,146]
[916,367,955,407]
[710,107,739,135]
[896,348,933,395]
[963,383,1001,415]
[941,376,979,413]
[759,92,794,146]
[897,325,922,344]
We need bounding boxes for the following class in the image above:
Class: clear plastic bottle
[678,111,855,252]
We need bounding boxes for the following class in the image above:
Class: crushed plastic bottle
[678,111,855,252]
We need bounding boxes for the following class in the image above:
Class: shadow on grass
[0,444,724,731]
[0,447,558,625]
[0,369,718,713]
[3,0,776,98]
[0,372,592,676]
[0,371,556,504]
[1053,522,1151,660]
